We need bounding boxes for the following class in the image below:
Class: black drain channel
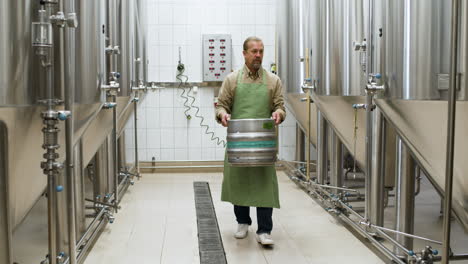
[194,182,227,264]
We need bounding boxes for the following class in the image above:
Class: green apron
[221,68,280,208]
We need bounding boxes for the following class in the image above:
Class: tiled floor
[84,172,384,264]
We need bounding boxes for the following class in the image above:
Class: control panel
[203,34,232,82]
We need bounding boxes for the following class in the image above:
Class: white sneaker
[234,224,249,239]
[256,233,274,245]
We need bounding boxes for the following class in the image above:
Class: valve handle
[56,185,64,192]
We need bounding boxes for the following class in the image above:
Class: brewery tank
[377,0,468,100]
[302,0,366,96]
[0,0,43,106]
[276,0,301,94]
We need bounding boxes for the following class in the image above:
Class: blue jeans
[234,205,273,234]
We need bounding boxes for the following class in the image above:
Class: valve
[132,97,140,103]
[353,40,367,51]
[57,110,71,121]
[50,11,78,28]
[105,211,115,224]
[106,45,121,55]
[301,78,316,93]
[408,250,415,256]
[103,102,117,109]
[353,40,367,72]
[130,180,135,186]
[111,72,121,80]
[101,81,120,95]
[57,252,66,262]
[56,185,64,192]
[352,103,366,110]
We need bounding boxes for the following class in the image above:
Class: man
[216,36,286,246]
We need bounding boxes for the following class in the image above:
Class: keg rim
[228,118,273,123]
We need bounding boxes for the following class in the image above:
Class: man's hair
[243,36,263,51]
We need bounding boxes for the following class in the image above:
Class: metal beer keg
[227,118,277,167]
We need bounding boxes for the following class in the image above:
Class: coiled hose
[186,88,226,147]
[176,67,192,119]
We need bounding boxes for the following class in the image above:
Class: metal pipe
[360,222,442,245]
[292,171,408,264]
[85,199,118,209]
[450,254,468,260]
[76,207,106,249]
[295,124,306,163]
[394,138,415,258]
[370,109,385,226]
[73,142,86,239]
[366,0,374,75]
[442,0,460,263]
[287,167,415,264]
[133,97,140,177]
[47,167,58,264]
[340,216,407,264]
[76,216,106,264]
[139,165,224,169]
[306,90,311,181]
[317,111,328,184]
[112,95,119,213]
[375,228,413,259]
[63,0,77,262]
[330,130,343,194]
[41,6,57,264]
[0,126,11,264]
[364,91,373,222]
[283,160,316,165]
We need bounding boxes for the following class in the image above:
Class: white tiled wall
[125,0,304,162]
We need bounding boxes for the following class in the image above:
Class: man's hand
[272,112,282,125]
[221,113,231,127]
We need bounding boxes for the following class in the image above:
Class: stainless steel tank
[227,119,277,167]
[374,0,468,232]
[302,0,326,92]
[377,0,461,100]
[136,0,148,86]
[119,0,137,96]
[0,0,53,230]
[75,0,107,105]
[0,0,43,106]
[303,0,366,96]
[325,0,366,96]
[276,0,301,93]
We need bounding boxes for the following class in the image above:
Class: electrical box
[203,34,232,82]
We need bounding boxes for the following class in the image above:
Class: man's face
[243,41,264,71]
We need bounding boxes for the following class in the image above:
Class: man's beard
[252,61,262,70]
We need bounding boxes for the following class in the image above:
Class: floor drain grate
[194,182,227,264]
